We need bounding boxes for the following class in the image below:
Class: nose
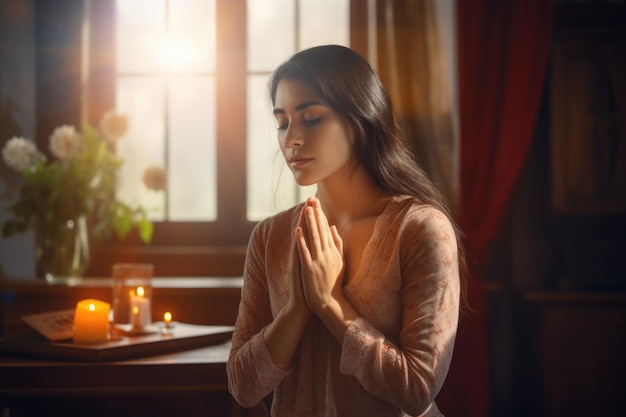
[281,124,303,148]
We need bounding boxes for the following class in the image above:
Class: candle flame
[137,286,145,297]
[89,303,95,311]
[133,306,139,315]
[164,312,172,323]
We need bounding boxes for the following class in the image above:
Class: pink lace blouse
[227,195,460,416]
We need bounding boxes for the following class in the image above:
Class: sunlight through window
[115,0,216,221]
[115,0,348,223]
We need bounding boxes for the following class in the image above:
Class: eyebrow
[273,100,324,115]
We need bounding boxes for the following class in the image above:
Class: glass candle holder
[112,263,154,330]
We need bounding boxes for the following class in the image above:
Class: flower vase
[36,216,90,283]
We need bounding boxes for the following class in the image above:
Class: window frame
[73,0,369,277]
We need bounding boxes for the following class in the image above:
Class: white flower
[2,137,41,172]
[100,110,128,142]
[143,165,167,191]
[49,125,82,160]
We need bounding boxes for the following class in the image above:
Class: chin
[292,173,317,187]
[295,178,317,187]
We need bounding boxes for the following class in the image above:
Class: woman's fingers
[303,198,335,257]
[304,204,322,259]
[295,225,312,265]
[313,199,332,248]
[330,224,343,256]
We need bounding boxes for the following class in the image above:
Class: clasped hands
[289,197,345,316]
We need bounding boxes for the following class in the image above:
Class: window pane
[168,0,216,73]
[169,76,217,220]
[299,0,350,49]
[247,0,295,72]
[116,0,166,73]
[246,75,298,220]
[115,77,166,220]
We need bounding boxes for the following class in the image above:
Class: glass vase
[36,216,90,283]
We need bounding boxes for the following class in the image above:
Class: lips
[288,156,313,168]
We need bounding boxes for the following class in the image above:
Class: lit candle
[130,286,151,329]
[160,311,175,335]
[74,299,110,343]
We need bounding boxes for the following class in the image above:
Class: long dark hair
[269,45,469,314]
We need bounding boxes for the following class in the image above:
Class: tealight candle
[130,286,151,329]
[160,311,175,335]
[74,299,110,343]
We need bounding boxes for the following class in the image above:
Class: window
[245,0,350,220]
[115,0,218,222]
[87,0,351,276]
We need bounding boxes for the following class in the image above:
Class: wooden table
[0,277,265,417]
[0,341,240,417]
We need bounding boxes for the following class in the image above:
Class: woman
[227,45,467,417]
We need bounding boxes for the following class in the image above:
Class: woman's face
[273,78,355,186]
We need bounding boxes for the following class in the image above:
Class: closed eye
[276,117,321,131]
[303,117,322,127]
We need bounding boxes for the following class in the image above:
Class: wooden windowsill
[0,276,243,291]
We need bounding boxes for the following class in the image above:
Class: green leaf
[138,217,154,243]
[113,207,132,239]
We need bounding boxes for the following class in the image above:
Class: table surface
[0,340,232,394]
[0,278,242,416]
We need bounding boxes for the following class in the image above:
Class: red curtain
[437,1,554,416]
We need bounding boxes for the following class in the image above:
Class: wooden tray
[0,323,234,362]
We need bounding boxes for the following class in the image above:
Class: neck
[315,166,386,229]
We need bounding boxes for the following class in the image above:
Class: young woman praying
[227,45,467,417]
